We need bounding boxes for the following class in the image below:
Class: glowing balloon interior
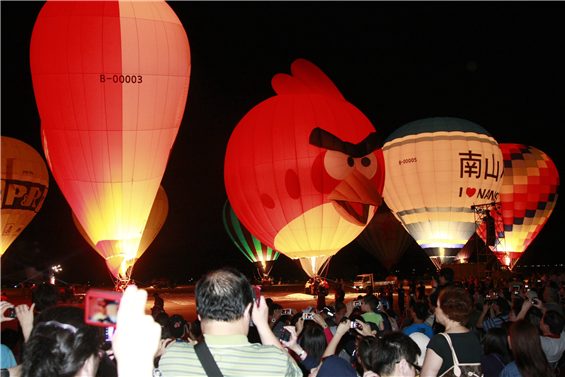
[382,118,504,266]
[224,59,385,261]
[299,256,332,278]
[30,1,190,264]
[1,137,49,256]
[222,200,280,276]
[476,144,559,268]
[73,185,169,279]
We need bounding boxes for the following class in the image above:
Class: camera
[84,290,122,327]
[281,309,293,316]
[8,307,16,319]
[278,329,291,342]
[532,298,539,305]
[353,300,361,307]
[350,321,363,330]
[302,313,314,320]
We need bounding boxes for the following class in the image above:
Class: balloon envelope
[1,137,49,256]
[476,144,559,268]
[222,200,280,275]
[30,1,190,265]
[73,185,169,279]
[356,202,414,270]
[224,59,385,261]
[382,118,504,266]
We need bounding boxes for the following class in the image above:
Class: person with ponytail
[20,306,101,377]
[500,319,553,377]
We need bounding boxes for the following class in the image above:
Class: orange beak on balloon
[310,127,383,226]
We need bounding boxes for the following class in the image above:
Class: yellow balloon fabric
[1,137,49,256]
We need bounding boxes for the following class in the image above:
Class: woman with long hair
[500,320,552,377]
[21,306,102,377]
[481,327,511,377]
[301,323,328,363]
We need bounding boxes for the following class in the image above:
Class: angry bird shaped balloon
[224,59,384,259]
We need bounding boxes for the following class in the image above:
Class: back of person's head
[484,328,510,363]
[168,314,188,339]
[21,306,100,377]
[509,320,552,377]
[412,302,428,321]
[32,283,59,311]
[495,297,511,316]
[155,311,170,327]
[301,324,327,362]
[363,295,379,312]
[438,286,472,326]
[544,286,559,303]
[371,332,421,376]
[315,355,357,377]
[543,310,565,336]
[1,328,19,350]
[357,336,375,372]
[335,301,346,313]
[268,303,282,316]
[195,267,252,321]
[440,268,455,282]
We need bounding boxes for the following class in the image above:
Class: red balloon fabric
[225,59,385,260]
[477,144,559,267]
[30,1,190,266]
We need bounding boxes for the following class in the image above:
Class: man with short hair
[157,267,301,376]
[359,295,386,332]
[543,287,564,316]
[402,302,433,339]
[371,332,421,377]
[476,297,511,331]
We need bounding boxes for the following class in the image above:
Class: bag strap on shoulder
[194,340,224,377]
[440,333,462,377]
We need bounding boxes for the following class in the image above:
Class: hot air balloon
[1,137,49,256]
[356,202,414,271]
[224,59,385,265]
[382,118,504,269]
[73,185,168,284]
[30,1,190,285]
[476,144,559,269]
[223,200,280,278]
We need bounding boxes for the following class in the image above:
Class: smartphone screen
[84,290,122,327]
[252,286,261,307]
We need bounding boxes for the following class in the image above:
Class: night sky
[2,2,564,285]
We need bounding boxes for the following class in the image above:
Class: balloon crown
[271,59,346,102]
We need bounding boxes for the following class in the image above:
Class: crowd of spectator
[1,267,565,377]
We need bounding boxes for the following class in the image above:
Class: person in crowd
[420,286,481,376]
[402,302,434,338]
[19,306,102,377]
[477,296,512,331]
[500,319,553,377]
[543,286,564,316]
[356,335,377,377]
[156,267,301,376]
[516,296,565,370]
[371,332,421,377]
[429,268,455,307]
[151,292,165,318]
[299,323,328,363]
[351,295,385,332]
[481,327,511,377]
[168,314,190,342]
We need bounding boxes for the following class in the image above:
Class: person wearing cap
[168,314,189,341]
[476,296,511,332]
